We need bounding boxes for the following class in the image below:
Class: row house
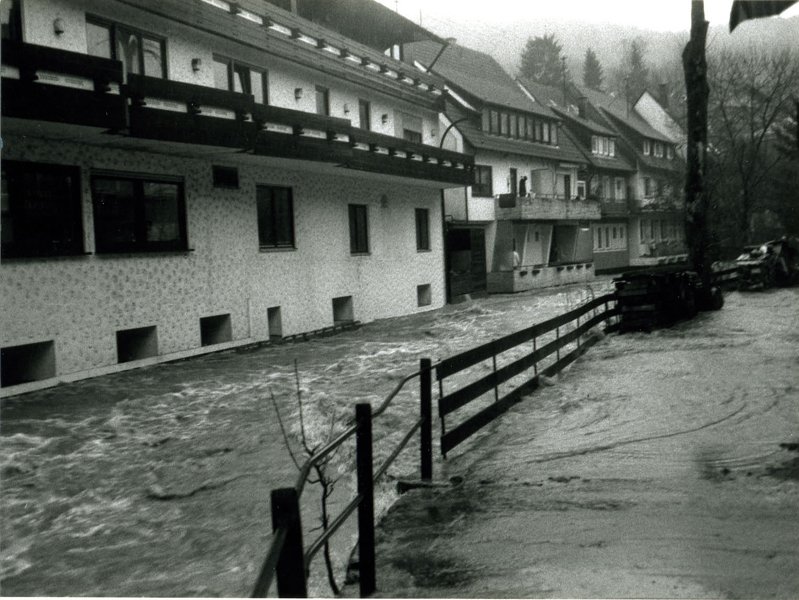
[518,79,637,273]
[579,86,687,268]
[403,41,599,299]
[0,0,473,395]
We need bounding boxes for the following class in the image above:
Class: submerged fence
[251,293,619,598]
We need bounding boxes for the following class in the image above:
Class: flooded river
[1,282,611,597]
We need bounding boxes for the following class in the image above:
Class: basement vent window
[116,326,158,363]
[200,314,232,346]
[417,284,432,307]
[267,306,283,341]
[1,341,56,387]
[212,165,239,189]
[332,296,354,325]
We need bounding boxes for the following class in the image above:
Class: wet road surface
[361,288,799,598]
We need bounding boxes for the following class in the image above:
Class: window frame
[86,15,168,79]
[1,0,22,41]
[213,54,269,104]
[256,184,295,250]
[415,208,430,252]
[2,160,85,258]
[315,85,330,116]
[643,139,651,155]
[348,204,369,254]
[473,165,493,198]
[91,171,188,254]
[358,99,371,131]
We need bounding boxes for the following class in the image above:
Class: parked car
[735,237,799,289]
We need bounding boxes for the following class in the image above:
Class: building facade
[405,41,599,298]
[0,0,473,395]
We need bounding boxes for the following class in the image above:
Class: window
[348,204,369,254]
[609,138,616,157]
[542,121,550,143]
[400,113,423,143]
[643,140,651,155]
[667,146,674,160]
[614,177,626,200]
[92,173,186,253]
[654,142,664,158]
[358,99,371,131]
[591,136,598,154]
[551,123,558,145]
[256,185,294,249]
[1,0,21,41]
[212,165,239,189]
[500,113,509,136]
[473,165,493,197]
[315,85,330,116]
[86,17,166,79]
[643,176,652,197]
[535,120,542,142]
[576,181,586,199]
[602,176,611,199]
[526,117,534,140]
[509,114,517,139]
[213,56,268,104]
[2,161,84,258]
[415,208,430,251]
[490,110,499,133]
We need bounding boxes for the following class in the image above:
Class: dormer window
[667,146,674,160]
[654,142,664,158]
[643,140,651,155]
[591,135,616,157]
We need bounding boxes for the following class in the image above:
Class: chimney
[658,83,669,108]
[578,96,587,118]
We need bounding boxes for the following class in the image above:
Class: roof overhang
[296,0,445,51]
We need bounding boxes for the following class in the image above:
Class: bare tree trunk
[683,0,710,285]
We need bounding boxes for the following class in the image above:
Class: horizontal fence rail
[253,293,621,597]
[436,294,618,456]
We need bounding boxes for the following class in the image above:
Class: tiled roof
[457,119,586,165]
[404,40,556,118]
[575,84,674,143]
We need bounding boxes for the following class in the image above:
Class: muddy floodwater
[1,282,611,597]
[365,287,799,599]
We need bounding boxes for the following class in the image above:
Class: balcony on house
[1,40,127,132]
[495,193,601,221]
[125,74,258,150]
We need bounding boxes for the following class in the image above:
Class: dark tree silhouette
[627,38,650,100]
[583,47,604,90]
[519,33,565,87]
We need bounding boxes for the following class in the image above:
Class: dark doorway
[510,168,518,197]
[564,174,572,199]
[446,227,487,301]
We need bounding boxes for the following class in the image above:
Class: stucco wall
[1,135,445,381]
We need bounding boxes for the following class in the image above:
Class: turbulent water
[0,281,612,597]
[364,287,799,599]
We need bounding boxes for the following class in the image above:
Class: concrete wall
[1,135,445,389]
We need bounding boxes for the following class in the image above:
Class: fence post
[271,487,308,598]
[356,403,376,597]
[420,358,433,482]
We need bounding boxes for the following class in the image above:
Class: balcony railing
[632,195,684,212]
[1,40,126,130]
[495,193,601,221]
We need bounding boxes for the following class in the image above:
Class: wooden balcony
[124,74,258,149]
[495,194,601,221]
[1,40,126,131]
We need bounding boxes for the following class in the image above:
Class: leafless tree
[269,360,344,595]
[707,47,799,247]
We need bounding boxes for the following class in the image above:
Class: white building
[0,0,473,395]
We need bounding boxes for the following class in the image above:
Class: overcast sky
[378,0,799,33]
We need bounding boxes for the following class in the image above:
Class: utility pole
[682,0,710,286]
